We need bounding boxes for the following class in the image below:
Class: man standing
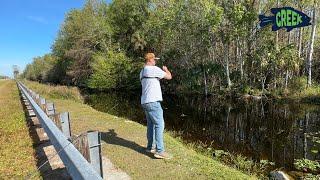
[140,53,172,159]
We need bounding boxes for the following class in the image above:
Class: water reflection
[85,92,320,169]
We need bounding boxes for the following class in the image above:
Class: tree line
[22,0,320,96]
[0,76,9,79]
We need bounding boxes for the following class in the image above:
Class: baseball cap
[145,53,160,61]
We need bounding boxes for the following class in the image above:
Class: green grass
[0,80,39,179]
[179,140,272,178]
[268,77,320,104]
[236,77,320,105]
[23,80,255,179]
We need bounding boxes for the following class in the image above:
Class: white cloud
[27,15,48,24]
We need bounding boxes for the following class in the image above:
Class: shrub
[289,76,308,93]
[294,159,320,172]
[87,50,140,90]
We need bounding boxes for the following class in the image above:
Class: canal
[85,91,320,170]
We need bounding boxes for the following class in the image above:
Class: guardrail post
[30,90,36,98]
[74,134,90,161]
[87,131,103,178]
[50,112,72,139]
[60,112,72,139]
[73,131,103,178]
[40,97,46,111]
[46,102,55,116]
[35,94,40,104]
[51,113,63,130]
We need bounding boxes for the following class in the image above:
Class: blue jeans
[141,101,165,153]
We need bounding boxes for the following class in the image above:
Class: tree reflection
[85,92,320,169]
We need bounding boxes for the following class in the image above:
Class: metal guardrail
[17,82,103,180]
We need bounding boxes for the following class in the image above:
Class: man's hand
[162,66,172,80]
[162,66,168,72]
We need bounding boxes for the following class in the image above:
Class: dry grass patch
[22,80,83,103]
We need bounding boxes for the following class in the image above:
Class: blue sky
[0,0,109,77]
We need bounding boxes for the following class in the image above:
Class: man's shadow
[100,129,156,158]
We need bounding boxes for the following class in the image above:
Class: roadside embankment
[22,80,255,179]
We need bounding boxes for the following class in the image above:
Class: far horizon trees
[22,0,320,95]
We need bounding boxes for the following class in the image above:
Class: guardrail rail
[17,82,103,180]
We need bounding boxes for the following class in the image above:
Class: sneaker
[146,148,156,153]
[154,152,172,159]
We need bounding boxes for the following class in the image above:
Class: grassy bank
[237,77,320,104]
[21,80,83,103]
[0,80,39,178]
[23,80,255,179]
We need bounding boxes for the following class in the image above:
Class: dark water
[85,92,320,169]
